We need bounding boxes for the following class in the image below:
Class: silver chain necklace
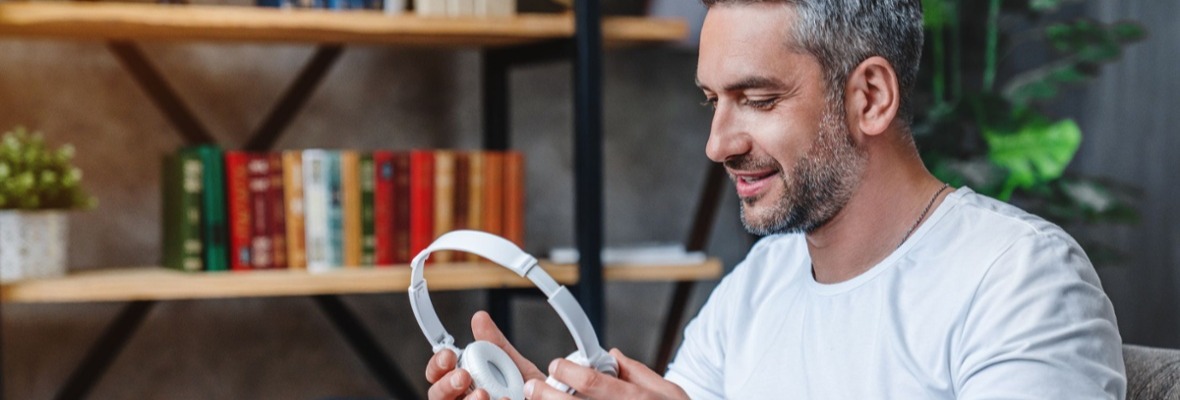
[897,183,950,249]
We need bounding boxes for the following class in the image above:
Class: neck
[806,135,949,284]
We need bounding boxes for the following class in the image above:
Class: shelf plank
[0,258,722,303]
[0,2,687,46]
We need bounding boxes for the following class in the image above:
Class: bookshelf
[0,260,722,303]
[0,2,713,399]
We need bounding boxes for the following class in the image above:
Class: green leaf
[922,0,948,29]
[1112,22,1147,42]
[984,117,1082,199]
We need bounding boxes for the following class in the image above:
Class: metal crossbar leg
[312,295,419,400]
[54,301,156,400]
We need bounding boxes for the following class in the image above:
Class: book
[248,153,273,269]
[269,153,287,270]
[341,150,362,268]
[282,151,307,270]
[196,145,229,272]
[503,151,525,248]
[433,150,456,262]
[360,153,376,266]
[416,0,446,16]
[327,151,344,267]
[224,150,253,271]
[392,152,412,264]
[475,0,513,17]
[408,150,435,260]
[162,151,204,272]
[372,151,394,266]
[481,151,504,237]
[465,152,485,262]
[302,150,333,272]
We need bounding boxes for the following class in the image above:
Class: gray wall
[0,2,1176,399]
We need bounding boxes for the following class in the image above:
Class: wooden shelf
[0,258,722,303]
[0,2,687,47]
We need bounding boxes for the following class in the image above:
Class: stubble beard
[738,104,868,236]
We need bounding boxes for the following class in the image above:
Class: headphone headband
[409,230,609,367]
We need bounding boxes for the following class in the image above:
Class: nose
[705,102,750,163]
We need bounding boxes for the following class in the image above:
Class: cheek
[748,111,813,166]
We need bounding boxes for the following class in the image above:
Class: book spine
[248,154,273,270]
[408,151,435,260]
[302,150,333,272]
[392,152,412,264]
[482,151,504,238]
[360,153,376,266]
[466,152,484,262]
[269,153,287,270]
[327,151,344,267]
[199,146,229,272]
[503,151,525,248]
[282,151,307,270]
[340,150,362,268]
[163,151,204,272]
[224,151,253,271]
[433,150,456,263]
[372,151,394,266]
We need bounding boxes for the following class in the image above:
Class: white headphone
[409,230,618,400]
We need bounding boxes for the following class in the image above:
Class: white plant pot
[0,210,69,282]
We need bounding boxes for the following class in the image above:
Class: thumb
[611,348,667,388]
[471,311,545,381]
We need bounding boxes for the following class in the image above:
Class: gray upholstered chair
[1124,344,1180,400]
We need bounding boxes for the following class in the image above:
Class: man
[426,0,1126,398]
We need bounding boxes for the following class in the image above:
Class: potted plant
[914,0,1145,263]
[0,126,96,281]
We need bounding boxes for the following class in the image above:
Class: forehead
[697,4,810,88]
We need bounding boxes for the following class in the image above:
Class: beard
[732,103,868,236]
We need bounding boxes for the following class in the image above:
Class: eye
[743,97,778,110]
[700,97,718,110]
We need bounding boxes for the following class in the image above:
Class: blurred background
[0,0,1175,398]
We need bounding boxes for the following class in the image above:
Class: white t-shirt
[666,187,1125,399]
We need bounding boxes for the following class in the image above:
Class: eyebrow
[696,76,789,92]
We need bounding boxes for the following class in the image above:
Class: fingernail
[549,358,560,375]
[450,372,464,389]
[523,380,535,398]
[437,354,449,368]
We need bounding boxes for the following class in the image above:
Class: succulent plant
[0,126,96,210]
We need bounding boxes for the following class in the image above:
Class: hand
[523,348,689,400]
[425,311,546,400]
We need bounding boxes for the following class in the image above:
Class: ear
[845,56,900,138]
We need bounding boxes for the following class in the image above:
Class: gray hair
[702,0,924,122]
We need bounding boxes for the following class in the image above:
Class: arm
[955,231,1126,399]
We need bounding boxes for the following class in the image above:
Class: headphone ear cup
[459,341,525,400]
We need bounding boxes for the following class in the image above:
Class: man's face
[697,4,866,235]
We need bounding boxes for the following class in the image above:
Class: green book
[360,153,376,266]
[193,145,229,272]
[162,152,204,272]
[327,151,344,267]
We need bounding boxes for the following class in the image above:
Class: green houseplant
[913,0,1145,263]
[0,126,96,281]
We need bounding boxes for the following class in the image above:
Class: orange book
[465,152,485,262]
[433,150,456,262]
[269,153,287,269]
[502,151,525,248]
[282,151,307,270]
[481,152,504,238]
[341,151,362,268]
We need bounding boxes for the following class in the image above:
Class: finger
[471,311,546,380]
[523,378,578,400]
[426,348,459,384]
[547,358,633,399]
[428,369,471,400]
[610,348,689,397]
[463,388,490,400]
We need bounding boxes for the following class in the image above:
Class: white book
[482,0,513,17]
[384,0,406,14]
[448,0,474,16]
[416,0,447,16]
[302,150,334,273]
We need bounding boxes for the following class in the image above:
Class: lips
[731,169,779,198]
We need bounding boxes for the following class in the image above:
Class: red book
[372,151,395,266]
[269,153,287,270]
[224,151,253,271]
[409,151,435,261]
[248,153,273,270]
[392,152,412,264]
